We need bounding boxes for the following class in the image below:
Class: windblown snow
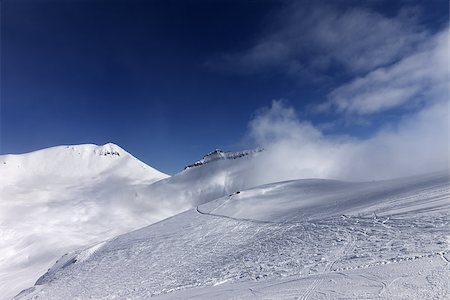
[1,144,449,299]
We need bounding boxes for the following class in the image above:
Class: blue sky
[1,0,448,174]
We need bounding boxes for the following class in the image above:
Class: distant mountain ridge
[184,148,263,170]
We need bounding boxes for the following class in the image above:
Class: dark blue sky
[1,0,447,174]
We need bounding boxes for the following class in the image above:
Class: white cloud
[248,100,448,182]
[216,3,428,76]
[323,28,448,114]
[248,100,321,144]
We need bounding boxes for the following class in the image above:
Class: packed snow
[16,170,450,299]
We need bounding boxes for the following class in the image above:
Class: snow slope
[18,171,450,299]
[0,143,169,300]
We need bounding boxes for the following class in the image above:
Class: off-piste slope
[19,171,450,299]
[0,143,169,300]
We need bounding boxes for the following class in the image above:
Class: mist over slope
[137,148,266,214]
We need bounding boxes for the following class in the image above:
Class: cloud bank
[228,2,449,182]
[249,99,448,182]
[323,28,448,114]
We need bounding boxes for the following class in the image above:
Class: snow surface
[0,143,169,299]
[16,171,450,299]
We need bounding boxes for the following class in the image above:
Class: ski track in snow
[196,203,448,300]
[20,209,449,299]
[299,230,356,300]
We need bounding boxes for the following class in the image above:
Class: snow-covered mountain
[0,144,266,299]
[0,143,166,185]
[0,143,169,300]
[17,171,450,299]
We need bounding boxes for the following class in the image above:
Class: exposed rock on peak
[184,148,263,170]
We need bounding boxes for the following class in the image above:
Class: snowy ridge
[17,171,450,299]
[184,148,263,170]
[0,143,167,185]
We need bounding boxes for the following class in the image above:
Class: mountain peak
[59,143,125,158]
[184,148,263,170]
[96,143,122,157]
